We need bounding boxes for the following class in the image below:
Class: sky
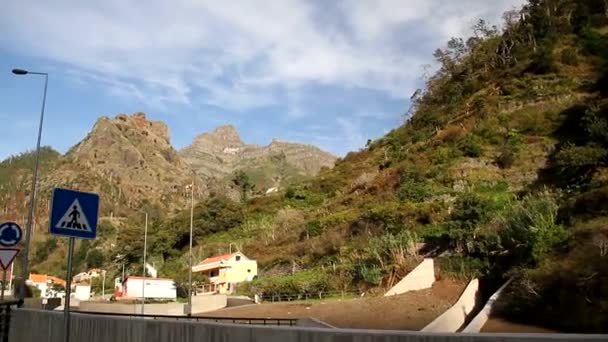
[0,0,525,160]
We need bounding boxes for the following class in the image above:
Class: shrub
[450,192,493,227]
[496,147,516,169]
[397,169,432,203]
[457,135,483,157]
[499,191,571,265]
[248,270,332,297]
[554,143,607,168]
[358,264,383,285]
[560,48,579,65]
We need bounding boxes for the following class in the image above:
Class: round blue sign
[0,222,23,247]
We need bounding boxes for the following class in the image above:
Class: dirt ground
[481,317,558,333]
[199,279,466,330]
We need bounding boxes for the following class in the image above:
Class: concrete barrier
[9,309,608,342]
[192,294,228,313]
[462,278,514,333]
[384,258,435,296]
[77,295,227,315]
[422,278,480,333]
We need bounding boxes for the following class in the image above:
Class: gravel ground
[199,279,466,330]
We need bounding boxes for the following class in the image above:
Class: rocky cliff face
[42,113,203,216]
[179,125,337,189]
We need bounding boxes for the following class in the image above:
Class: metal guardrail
[71,310,298,326]
[0,300,23,342]
[258,290,360,303]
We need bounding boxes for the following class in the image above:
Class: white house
[192,251,258,294]
[119,276,176,300]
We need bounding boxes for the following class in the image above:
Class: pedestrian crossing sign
[49,187,99,239]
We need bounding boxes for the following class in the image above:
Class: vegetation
[2,0,607,333]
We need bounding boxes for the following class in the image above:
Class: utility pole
[141,212,148,315]
[187,181,194,316]
[12,69,48,303]
[101,270,106,300]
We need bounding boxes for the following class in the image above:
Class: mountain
[0,113,203,230]
[179,125,337,191]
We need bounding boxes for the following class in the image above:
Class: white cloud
[1,0,526,114]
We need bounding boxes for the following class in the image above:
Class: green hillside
[177,0,604,332]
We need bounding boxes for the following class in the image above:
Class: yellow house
[192,251,257,294]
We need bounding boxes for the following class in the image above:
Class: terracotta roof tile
[197,253,233,266]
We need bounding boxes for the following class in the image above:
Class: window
[247,269,251,273]
[235,255,241,261]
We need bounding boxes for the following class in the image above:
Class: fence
[72,310,297,326]
[0,300,22,342]
[10,309,608,342]
[258,290,360,303]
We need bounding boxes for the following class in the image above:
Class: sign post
[0,221,23,301]
[49,188,99,342]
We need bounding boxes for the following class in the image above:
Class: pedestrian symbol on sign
[54,199,92,232]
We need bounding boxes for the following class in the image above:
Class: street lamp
[12,68,49,303]
[186,181,195,316]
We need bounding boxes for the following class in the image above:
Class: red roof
[48,276,66,286]
[29,274,47,283]
[197,253,232,266]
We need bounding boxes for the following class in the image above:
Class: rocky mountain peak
[180,126,337,186]
[193,124,243,148]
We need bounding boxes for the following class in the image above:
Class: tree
[232,170,254,201]
[86,249,105,269]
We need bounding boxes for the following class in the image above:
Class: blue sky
[0,0,524,159]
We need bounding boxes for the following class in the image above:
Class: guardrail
[71,310,297,326]
[258,290,360,302]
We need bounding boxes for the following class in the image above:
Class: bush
[560,48,579,65]
[457,135,483,157]
[397,169,432,203]
[554,143,607,168]
[248,270,332,297]
[499,191,570,265]
[496,147,516,169]
[358,264,383,285]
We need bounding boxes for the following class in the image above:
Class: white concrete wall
[10,309,608,342]
[384,258,435,296]
[422,279,480,333]
[76,295,227,315]
[462,278,514,333]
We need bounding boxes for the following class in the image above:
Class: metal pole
[63,237,75,342]
[101,270,105,300]
[19,73,48,302]
[141,212,147,315]
[8,263,13,297]
[1,269,6,300]
[187,182,194,316]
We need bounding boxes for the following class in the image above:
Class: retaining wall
[422,278,480,333]
[9,309,608,342]
[384,258,435,296]
[462,278,514,333]
[77,294,227,315]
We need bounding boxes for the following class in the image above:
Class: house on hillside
[27,274,66,298]
[72,268,102,283]
[114,276,176,300]
[192,251,257,294]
